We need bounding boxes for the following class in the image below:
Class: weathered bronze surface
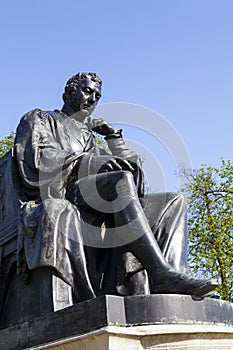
[0,73,217,328]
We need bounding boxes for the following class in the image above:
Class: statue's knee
[106,170,134,186]
[120,170,134,183]
[117,171,137,197]
[104,171,136,198]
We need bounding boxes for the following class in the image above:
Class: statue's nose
[89,93,97,103]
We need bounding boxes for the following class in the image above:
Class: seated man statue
[14,72,217,304]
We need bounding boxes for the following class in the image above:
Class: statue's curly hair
[63,72,102,102]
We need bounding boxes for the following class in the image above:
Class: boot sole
[191,280,218,298]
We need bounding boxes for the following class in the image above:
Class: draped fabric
[14,109,189,302]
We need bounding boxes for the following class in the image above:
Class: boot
[127,232,217,297]
[114,198,218,297]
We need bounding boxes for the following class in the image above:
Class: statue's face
[69,78,102,116]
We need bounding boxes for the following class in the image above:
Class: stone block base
[1,294,233,349]
[33,325,233,350]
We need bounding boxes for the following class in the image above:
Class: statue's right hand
[86,116,117,136]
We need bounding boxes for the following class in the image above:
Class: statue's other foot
[192,290,220,301]
[150,269,218,297]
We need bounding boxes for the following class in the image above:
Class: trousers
[66,170,189,297]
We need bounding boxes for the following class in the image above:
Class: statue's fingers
[92,118,105,128]
[110,160,122,170]
[117,159,134,172]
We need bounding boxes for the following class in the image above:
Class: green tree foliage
[0,132,15,157]
[181,159,233,301]
[93,132,110,152]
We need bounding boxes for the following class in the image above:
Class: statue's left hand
[86,116,117,136]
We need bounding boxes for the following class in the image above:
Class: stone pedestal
[32,325,233,350]
[1,294,233,350]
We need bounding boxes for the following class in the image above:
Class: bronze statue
[14,72,217,303]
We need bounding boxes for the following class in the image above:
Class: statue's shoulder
[18,109,60,128]
[20,108,54,122]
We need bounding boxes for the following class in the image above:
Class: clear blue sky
[1,0,232,191]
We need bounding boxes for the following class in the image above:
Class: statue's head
[63,72,102,118]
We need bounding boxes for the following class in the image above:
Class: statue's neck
[61,103,76,116]
[61,103,86,123]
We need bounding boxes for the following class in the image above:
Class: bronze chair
[0,151,72,329]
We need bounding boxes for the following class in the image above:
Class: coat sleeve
[14,109,83,200]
